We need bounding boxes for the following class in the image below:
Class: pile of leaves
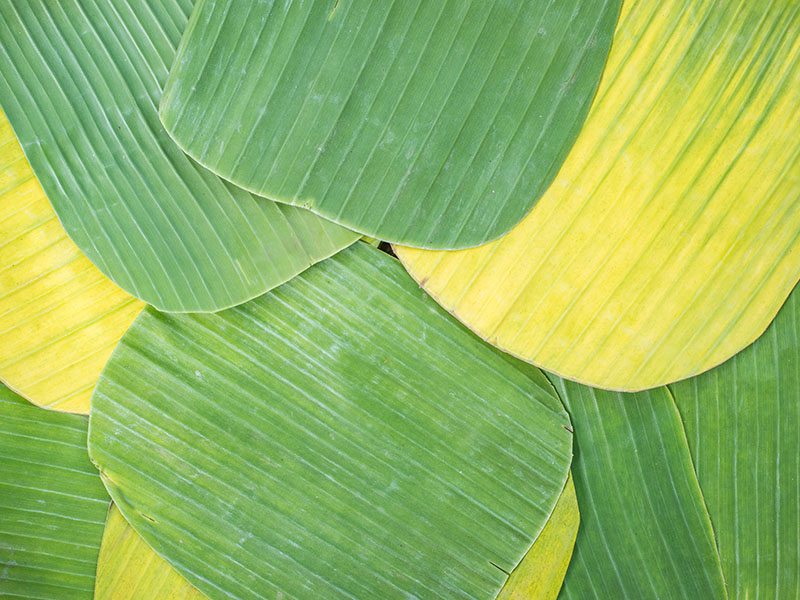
[1,1,798,598]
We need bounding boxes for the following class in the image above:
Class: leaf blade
[670,284,800,598]
[497,474,579,600]
[0,384,109,599]
[159,0,620,248]
[0,0,358,312]
[88,242,573,600]
[0,109,143,414]
[95,504,206,600]
[549,378,727,599]
[396,0,800,390]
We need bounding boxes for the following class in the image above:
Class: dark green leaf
[0,0,358,312]
[549,378,727,599]
[671,284,800,598]
[160,0,620,248]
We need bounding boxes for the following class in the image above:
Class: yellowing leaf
[497,475,579,600]
[396,0,800,391]
[0,110,143,413]
[95,505,206,600]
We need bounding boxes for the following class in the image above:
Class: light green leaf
[88,242,573,600]
[671,284,800,598]
[0,384,109,599]
[549,378,727,599]
[159,0,620,249]
[0,0,358,312]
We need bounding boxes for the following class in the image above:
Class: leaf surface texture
[160,0,620,248]
[0,0,358,312]
[89,243,573,600]
[95,504,206,600]
[671,285,800,598]
[0,384,109,598]
[497,474,579,600]
[0,110,143,413]
[550,378,727,599]
[397,0,800,390]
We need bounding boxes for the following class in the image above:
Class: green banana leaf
[159,0,620,249]
[0,0,358,313]
[94,481,577,600]
[548,378,727,599]
[0,384,109,599]
[0,110,144,413]
[88,242,573,600]
[671,284,800,598]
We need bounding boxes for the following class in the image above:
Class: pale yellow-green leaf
[95,504,206,600]
[396,0,800,391]
[0,110,143,413]
[497,475,579,600]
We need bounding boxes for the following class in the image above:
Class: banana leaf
[548,378,727,598]
[0,110,143,414]
[671,283,800,598]
[95,504,205,600]
[88,242,573,600]
[0,384,109,599]
[159,0,620,249]
[497,475,579,600]
[94,483,576,600]
[0,0,358,312]
[396,0,800,390]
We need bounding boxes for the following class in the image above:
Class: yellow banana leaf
[396,0,800,391]
[497,475,579,600]
[95,504,206,600]
[0,110,143,413]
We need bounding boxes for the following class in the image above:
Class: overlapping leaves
[0,0,358,312]
[557,283,800,597]
[0,384,109,598]
[95,504,205,600]
[0,1,797,599]
[0,109,143,413]
[396,0,800,391]
[671,286,800,598]
[88,243,574,600]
